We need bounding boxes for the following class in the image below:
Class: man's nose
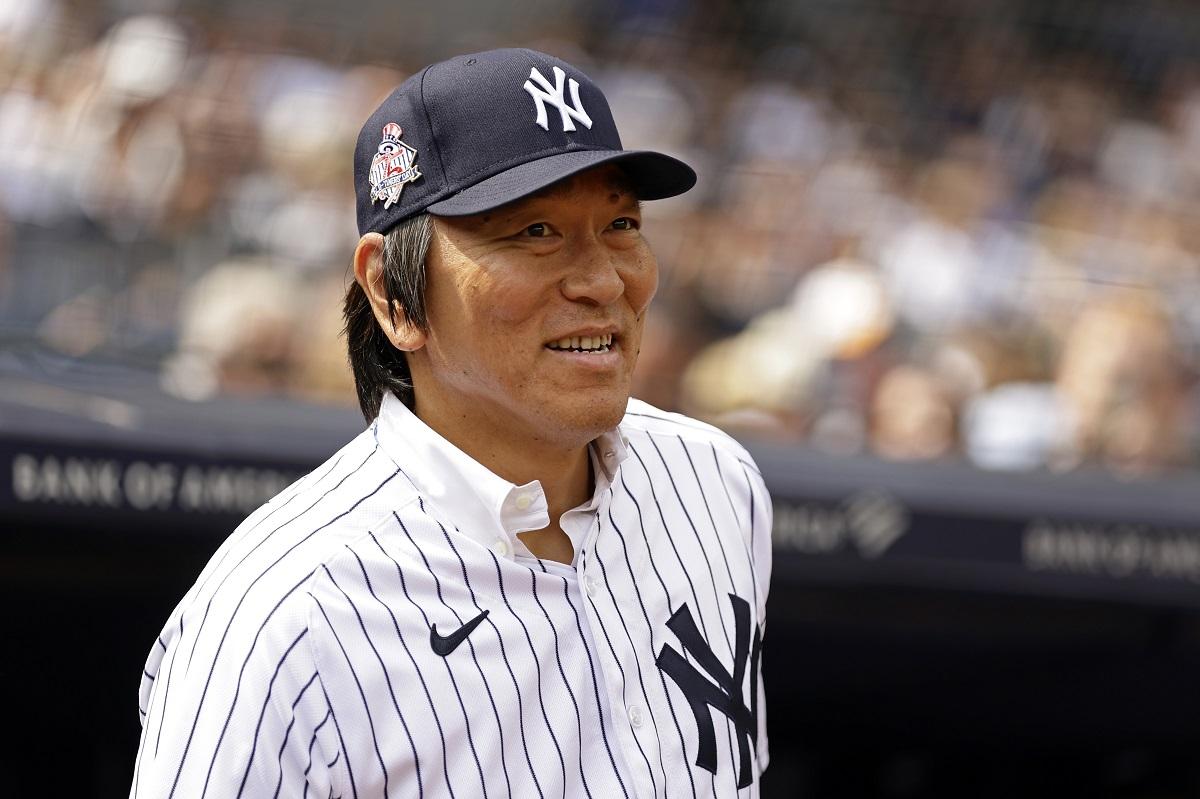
[560,241,625,306]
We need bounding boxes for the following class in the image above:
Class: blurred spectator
[869,364,957,461]
[1056,292,1192,476]
[3,0,1200,478]
[161,257,302,400]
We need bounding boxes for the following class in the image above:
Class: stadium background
[3,0,1200,795]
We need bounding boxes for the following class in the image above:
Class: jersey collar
[372,393,628,560]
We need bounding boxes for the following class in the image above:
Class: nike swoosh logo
[430,609,490,656]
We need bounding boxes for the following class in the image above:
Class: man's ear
[353,232,427,352]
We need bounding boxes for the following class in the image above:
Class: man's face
[407,165,658,451]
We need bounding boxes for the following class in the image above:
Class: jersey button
[628,705,644,728]
[490,538,511,558]
[584,575,598,597]
[515,493,533,511]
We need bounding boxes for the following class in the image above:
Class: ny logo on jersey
[523,66,593,133]
[657,595,762,788]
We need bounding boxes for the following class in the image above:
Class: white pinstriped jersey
[132,395,772,798]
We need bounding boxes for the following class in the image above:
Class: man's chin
[542,392,629,443]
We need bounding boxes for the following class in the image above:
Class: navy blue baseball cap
[354,48,697,236]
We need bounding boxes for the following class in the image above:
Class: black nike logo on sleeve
[430,609,490,656]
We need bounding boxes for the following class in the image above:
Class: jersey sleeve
[745,459,773,628]
[131,587,341,798]
[712,441,773,778]
[742,457,773,775]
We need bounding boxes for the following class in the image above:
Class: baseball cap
[354,48,697,236]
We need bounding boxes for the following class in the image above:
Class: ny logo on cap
[523,65,593,133]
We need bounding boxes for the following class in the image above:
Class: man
[132,48,772,798]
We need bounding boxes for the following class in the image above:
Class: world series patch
[369,122,421,209]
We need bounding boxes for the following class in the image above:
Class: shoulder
[165,426,419,650]
[620,398,763,478]
[136,425,428,789]
[616,400,773,621]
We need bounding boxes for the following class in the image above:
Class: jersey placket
[575,488,661,799]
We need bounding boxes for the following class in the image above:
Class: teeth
[547,333,615,351]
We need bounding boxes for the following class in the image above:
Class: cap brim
[426,149,696,217]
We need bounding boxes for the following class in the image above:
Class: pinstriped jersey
[131,396,772,798]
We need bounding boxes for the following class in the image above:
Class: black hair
[342,213,434,421]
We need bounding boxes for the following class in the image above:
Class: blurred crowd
[2,0,1200,476]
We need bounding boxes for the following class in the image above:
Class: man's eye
[611,217,639,231]
[523,223,548,237]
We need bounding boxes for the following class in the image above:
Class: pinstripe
[713,449,767,789]
[561,546,633,799]
[392,514,490,799]
[612,475,701,799]
[490,550,569,792]
[740,459,770,774]
[303,707,332,779]
[713,445,759,614]
[273,671,320,799]
[592,515,673,797]
[145,616,182,762]
[579,550,659,797]
[136,656,158,799]
[669,436,746,796]
[323,559,428,799]
[196,571,316,799]
[317,677,356,799]
[178,467,400,799]
[310,588,395,798]
[425,511,514,799]
[643,431,742,796]
[482,601,546,799]
[710,441,758,623]
[645,433,734,658]
[234,627,310,798]
[362,531,459,799]
[441,523,544,799]
[621,447,729,799]
[623,414,763,475]
[190,447,349,603]
[153,628,179,756]
[529,568,595,799]
[184,447,368,676]
[625,445,712,643]
[677,437,739,606]
[740,463,761,599]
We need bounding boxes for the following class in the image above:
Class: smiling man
[132,49,772,799]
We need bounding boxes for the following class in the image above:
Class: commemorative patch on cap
[369,122,421,209]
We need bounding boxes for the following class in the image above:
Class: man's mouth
[545,333,614,353]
